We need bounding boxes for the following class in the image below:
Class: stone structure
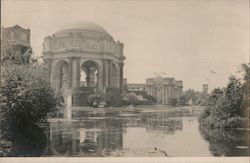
[43,22,125,106]
[124,77,183,105]
[146,77,183,104]
[1,25,31,65]
[126,83,146,92]
[202,84,209,94]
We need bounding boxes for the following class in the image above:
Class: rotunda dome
[54,21,109,37]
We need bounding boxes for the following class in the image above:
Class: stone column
[163,85,166,105]
[102,59,107,88]
[119,63,124,91]
[161,87,164,104]
[170,85,175,99]
[166,85,171,104]
[72,57,80,88]
[51,60,59,92]
[68,57,73,88]
[108,60,112,87]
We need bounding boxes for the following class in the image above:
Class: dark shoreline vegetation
[199,126,249,156]
[199,64,250,129]
[0,61,58,156]
[197,64,250,157]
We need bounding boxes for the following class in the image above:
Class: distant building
[124,77,183,105]
[146,77,183,104]
[202,84,208,94]
[1,25,32,65]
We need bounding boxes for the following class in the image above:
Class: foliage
[143,94,157,104]
[122,93,156,106]
[122,93,139,106]
[2,45,32,65]
[170,98,177,106]
[179,89,209,106]
[179,95,187,106]
[199,64,249,129]
[184,89,198,104]
[0,133,14,156]
[87,94,101,105]
[199,126,249,156]
[126,94,139,105]
[0,63,58,156]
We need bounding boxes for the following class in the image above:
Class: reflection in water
[199,126,249,156]
[45,107,249,157]
[46,110,185,156]
[47,120,124,156]
[13,124,47,156]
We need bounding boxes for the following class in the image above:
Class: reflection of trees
[145,119,183,134]
[48,123,74,156]
[13,124,47,156]
[141,112,183,134]
[199,126,249,156]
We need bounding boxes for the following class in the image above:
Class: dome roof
[54,21,109,36]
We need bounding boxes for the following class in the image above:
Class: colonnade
[48,57,123,95]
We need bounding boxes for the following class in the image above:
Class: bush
[179,95,187,106]
[199,64,249,129]
[0,64,58,156]
[87,94,101,105]
[122,93,139,106]
[143,95,157,104]
[170,98,177,106]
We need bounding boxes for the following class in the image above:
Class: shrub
[199,64,249,129]
[87,94,101,106]
[143,95,157,104]
[0,64,58,156]
[170,98,177,106]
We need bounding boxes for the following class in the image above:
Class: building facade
[146,77,183,104]
[1,25,31,65]
[43,22,125,106]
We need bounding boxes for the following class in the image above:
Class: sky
[2,0,249,91]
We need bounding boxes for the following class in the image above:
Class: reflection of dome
[54,21,109,36]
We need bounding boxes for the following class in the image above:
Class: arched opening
[54,60,69,95]
[111,63,119,88]
[80,60,98,88]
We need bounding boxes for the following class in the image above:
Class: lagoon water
[44,106,249,157]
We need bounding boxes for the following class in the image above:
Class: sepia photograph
[0,0,249,162]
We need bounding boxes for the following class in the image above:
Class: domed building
[43,22,125,106]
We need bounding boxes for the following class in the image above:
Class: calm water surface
[44,106,249,157]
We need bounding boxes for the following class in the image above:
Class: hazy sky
[2,0,249,91]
